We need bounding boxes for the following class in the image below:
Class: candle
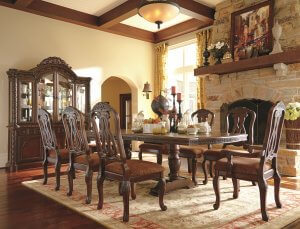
[177,93,182,101]
[171,86,176,95]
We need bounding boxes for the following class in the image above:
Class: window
[166,42,197,114]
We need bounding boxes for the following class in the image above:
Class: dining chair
[179,109,215,185]
[62,106,100,204]
[212,101,285,221]
[202,107,256,184]
[138,143,167,165]
[37,108,69,191]
[91,102,167,222]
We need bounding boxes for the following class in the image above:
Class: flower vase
[214,52,224,65]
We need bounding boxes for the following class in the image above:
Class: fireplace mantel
[194,48,300,77]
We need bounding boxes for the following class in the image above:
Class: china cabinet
[7,57,91,171]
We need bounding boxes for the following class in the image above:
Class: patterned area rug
[22,156,300,229]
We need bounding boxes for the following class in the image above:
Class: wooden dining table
[121,130,248,195]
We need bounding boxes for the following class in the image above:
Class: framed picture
[231,0,274,61]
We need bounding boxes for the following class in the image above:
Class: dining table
[120,130,248,195]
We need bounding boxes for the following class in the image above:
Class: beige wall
[101,76,131,115]
[0,6,155,167]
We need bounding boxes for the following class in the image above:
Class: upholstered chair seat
[106,160,164,178]
[49,148,69,160]
[74,153,100,171]
[179,145,207,156]
[215,157,271,175]
[139,143,167,165]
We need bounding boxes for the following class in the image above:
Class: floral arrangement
[208,41,229,64]
[285,102,300,121]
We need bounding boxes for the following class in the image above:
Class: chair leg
[274,173,282,208]
[232,178,240,199]
[55,160,61,191]
[202,158,208,185]
[213,170,220,210]
[158,177,167,211]
[67,166,74,196]
[85,168,93,204]
[97,171,105,210]
[209,161,213,177]
[157,153,163,165]
[119,182,122,195]
[252,181,256,186]
[187,158,192,173]
[131,182,136,200]
[192,158,198,185]
[138,149,143,161]
[121,181,131,222]
[258,178,269,221]
[43,159,48,185]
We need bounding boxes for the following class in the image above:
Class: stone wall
[203,0,300,176]
[212,0,300,49]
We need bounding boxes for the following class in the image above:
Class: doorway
[120,94,132,130]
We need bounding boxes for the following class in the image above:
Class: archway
[101,76,134,129]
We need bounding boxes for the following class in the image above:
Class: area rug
[22,156,300,229]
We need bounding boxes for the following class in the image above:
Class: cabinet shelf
[194,48,300,76]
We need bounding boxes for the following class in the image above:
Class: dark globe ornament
[151,95,169,117]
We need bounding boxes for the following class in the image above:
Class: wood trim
[194,48,300,76]
[0,0,214,43]
[154,19,212,43]
[98,0,140,28]
[175,0,215,22]
[108,23,155,43]
[14,0,35,8]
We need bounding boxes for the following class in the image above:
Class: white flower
[216,42,222,49]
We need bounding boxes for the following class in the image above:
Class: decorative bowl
[187,127,198,135]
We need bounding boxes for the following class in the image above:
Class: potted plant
[208,41,229,64]
[284,102,300,149]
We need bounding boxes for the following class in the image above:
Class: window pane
[184,43,197,66]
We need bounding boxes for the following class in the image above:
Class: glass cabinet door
[58,74,73,120]
[19,81,33,122]
[76,84,86,113]
[38,74,54,116]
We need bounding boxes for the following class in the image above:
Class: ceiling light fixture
[138,0,180,29]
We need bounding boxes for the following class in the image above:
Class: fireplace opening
[220,99,274,145]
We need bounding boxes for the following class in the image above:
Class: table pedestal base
[150,176,195,196]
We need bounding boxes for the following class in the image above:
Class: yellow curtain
[196,29,212,109]
[154,43,168,97]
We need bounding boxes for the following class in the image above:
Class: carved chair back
[91,102,125,163]
[37,108,57,152]
[191,109,215,127]
[261,102,285,163]
[225,107,256,148]
[62,106,89,155]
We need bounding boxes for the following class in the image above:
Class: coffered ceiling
[0,0,225,43]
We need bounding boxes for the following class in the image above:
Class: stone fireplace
[199,0,300,176]
[203,65,300,176]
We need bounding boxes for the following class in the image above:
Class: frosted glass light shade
[138,1,180,29]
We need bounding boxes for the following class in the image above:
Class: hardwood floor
[0,161,299,229]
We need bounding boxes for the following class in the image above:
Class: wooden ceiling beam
[14,0,35,8]
[107,23,155,43]
[28,0,99,29]
[154,18,212,43]
[98,0,140,28]
[174,0,215,22]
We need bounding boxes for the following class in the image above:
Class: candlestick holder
[177,100,182,123]
[169,93,177,133]
[203,31,210,66]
